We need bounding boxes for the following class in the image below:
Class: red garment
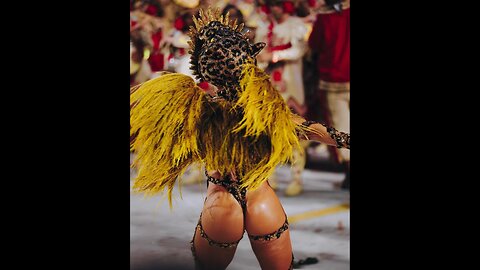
[266,21,292,51]
[308,8,350,83]
[270,43,291,51]
[282,1,295,15]
[151,30,162,51]
[174,17,185,31]
[145,5,158,16]
[148,30,164,72]
[148,51,164,72]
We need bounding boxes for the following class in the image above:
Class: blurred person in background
[308,0,350,190]
[130,29,154,86]
[130,0,167,74]
[164,9,197,76]
[255,0,310,196]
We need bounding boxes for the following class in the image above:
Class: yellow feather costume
[130,8,310,206]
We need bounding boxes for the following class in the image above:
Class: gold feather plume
[130,73,205,207]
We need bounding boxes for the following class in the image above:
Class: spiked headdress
[187,8,266,101]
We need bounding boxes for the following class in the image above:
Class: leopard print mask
[187,8,266,101]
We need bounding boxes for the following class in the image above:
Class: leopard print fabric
[188,9,265,101]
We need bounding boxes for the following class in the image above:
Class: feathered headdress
[130,8,306,206]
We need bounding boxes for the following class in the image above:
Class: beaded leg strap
[248,215,289,242]
[194,213,243,248]
[289,253,294,270]
[301,121,350,149]
[205,171,247,210]
[190,222,202,269]
[190,236,200,269]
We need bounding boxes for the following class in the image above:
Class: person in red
[130,1,166,73]
[308,0,350,189]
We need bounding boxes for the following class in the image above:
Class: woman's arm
[292,114,350,149]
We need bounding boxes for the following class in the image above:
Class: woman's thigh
[245,182,293,269]
[192,185,244,270]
